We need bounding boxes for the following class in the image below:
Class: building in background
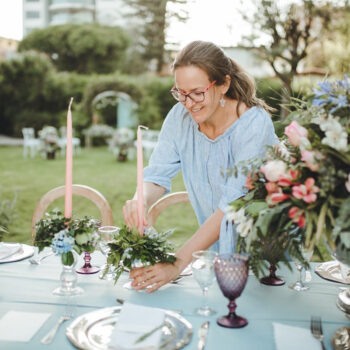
[0,37,19,61]
[23,0,130,37]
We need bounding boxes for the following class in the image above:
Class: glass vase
[53,253,84,296]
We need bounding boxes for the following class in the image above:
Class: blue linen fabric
[144,103,279,254]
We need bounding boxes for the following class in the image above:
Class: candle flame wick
[68,97,74,110]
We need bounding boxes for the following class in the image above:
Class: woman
[123,41,278,292]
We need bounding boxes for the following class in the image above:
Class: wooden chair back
[31,184,114,236]
[146,191,190,227]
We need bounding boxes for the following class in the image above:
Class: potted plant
[39,126,60,159]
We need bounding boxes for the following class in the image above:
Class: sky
[0,0,253,47]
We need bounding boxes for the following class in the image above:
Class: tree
[122,0,188,73]
[241,0,332,115]
[18,24,130,74]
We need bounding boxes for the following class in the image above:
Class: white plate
[0,243,34,263]
[66,306,193,350]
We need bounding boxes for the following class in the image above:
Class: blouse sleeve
[218,109,278,212]
[143,105,182,194]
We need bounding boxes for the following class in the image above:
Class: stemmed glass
[289,244,313,291]
[214,254,249,328]
[191,250,218,316]
[98,226,120,280]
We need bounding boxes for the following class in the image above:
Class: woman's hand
[122,199,147,230]
[130,261,182,293]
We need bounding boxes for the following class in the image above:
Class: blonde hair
[172,41,272,116]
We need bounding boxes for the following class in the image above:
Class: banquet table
[0,249,349,350]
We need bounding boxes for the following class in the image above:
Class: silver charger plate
[0,243,34,263]
[66,306,193,350]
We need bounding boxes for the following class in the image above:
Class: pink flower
[292,178,320,203]
[265,182,279,193]
[301,150,321,171]
[288,206,306,228]
[346,174,350,192]
[246,172,257,190]
[261,160,287,182]
[284,121,310,148]
[278,169,300,187]
[266,187,290,205]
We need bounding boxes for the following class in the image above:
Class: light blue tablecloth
[0,250,349,350]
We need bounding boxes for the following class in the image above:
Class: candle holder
[76,252,100,274]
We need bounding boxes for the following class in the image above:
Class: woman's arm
[122,182,166,230]
[130,208,224,292]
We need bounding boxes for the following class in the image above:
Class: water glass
[192,250,218,316]
[289,245,313,291]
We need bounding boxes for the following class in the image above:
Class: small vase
[53,253,84,296]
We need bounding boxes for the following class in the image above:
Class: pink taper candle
[136,125,148,235]
[64,98,74,219]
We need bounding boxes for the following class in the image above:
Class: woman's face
[174,65,227,124]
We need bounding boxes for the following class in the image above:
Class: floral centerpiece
[227,75,350,280]
[105,225,177,283]
[39,126,60,159]
[34,210,99,265]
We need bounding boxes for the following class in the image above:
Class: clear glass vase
[53,252,84,296]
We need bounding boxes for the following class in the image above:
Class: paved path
[0,135,23,146]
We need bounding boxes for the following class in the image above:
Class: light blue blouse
[144,103,278,254]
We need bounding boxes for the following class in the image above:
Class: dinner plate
[66,306,193,350]
[0,243,34,263]
[315,261,350,284]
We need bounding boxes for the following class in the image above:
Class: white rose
[261,160,287,182]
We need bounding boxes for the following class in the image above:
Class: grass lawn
[0,146,198,250]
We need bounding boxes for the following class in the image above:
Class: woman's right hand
[122,199,147,230]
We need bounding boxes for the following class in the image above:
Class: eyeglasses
[170,80,216,103]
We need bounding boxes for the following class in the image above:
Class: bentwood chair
[146,191,190,227]
[31,184,114,237]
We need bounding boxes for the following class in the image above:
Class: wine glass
[214,254,249,328]
[191,250,218,316]
[98,226,120,280]
[289,244,313,291]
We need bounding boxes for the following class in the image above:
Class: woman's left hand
[130,262,181,293]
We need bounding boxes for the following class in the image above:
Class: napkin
[109,303,165,350]
[315,260,350,284]
[0,243,22,260]
[273,322,321,350]
[0,310,51,342]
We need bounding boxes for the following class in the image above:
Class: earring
[220,97,226,107]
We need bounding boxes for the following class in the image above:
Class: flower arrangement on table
[105,225,177,283]
[39,126,60,158]
[227,75,350,279]
[34,210,99,265]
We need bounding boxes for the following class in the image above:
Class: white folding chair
[22,128,40,158]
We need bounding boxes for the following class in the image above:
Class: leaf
[246,201,269,216]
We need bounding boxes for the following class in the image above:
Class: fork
[41,315,72,344]
[29,252,54,265]
[310,316,326,350]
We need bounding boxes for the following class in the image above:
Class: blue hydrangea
[51,229,75,254]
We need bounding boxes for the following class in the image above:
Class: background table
[0,250,349,350]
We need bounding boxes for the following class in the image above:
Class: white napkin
[273,322,321,350]
[315,261,350,284]
[109,303,165,350]
[0,310,51,342]
[0,243,22,260]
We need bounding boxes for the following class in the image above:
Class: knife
[197,321,210,350]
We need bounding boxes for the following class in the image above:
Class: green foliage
[106,225,177,283]
[19,24,130,74]
[34,210,99,265]
[136,75,175,128]
[0,189,17,241]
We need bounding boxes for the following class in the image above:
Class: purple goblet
[214,254,249,328]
